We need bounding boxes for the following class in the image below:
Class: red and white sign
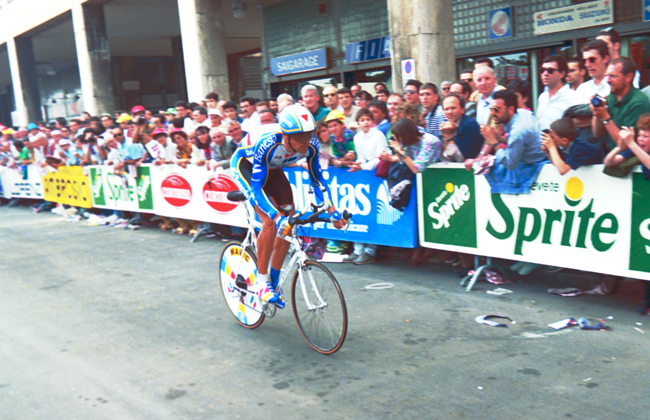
[150,165,248,227]
[505,66,517,81]
[518,66,529,80]
[495,66,505,79]
[203,175,239,213]
[161,174,192,207]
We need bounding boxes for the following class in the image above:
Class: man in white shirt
[239,96,261,132]
[474,66,498,125]
[536,55,575,130]
[336,87,361,130]
[192,106,211,129]
[575,40,611,104]
[566,58,587,91]
[597,27,640,88]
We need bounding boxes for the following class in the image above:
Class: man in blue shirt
[368,100,390,135]
[420,82,446,139]
[440,93,484,161]
[541,117,604,175]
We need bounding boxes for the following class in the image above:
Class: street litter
[364,283,394,290]
[578,318,610,331]
[548,318,577,330]
[547,288,582,297]
[475,314,515,327]
[634,327,644,333]
[607,316,614,319]
[487,288,513,295]
[467,269,511,285]
[319,252,346,263]
[583,378,592,382]
[636,322,642,326]
[477,386,483,390]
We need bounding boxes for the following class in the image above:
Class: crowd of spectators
[2,26,650,312]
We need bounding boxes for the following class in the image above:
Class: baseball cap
[324,109,345,123]
[50,130,62,136]
[208,108,223,117]
[116,113,132,124]
[59,139,71,146]
[165,107,177,115]
[151,128,168,137]
[2,128,14,135]
[27,122,39,130]
[131,105,145,114]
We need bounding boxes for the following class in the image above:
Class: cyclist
[231,104,346,308]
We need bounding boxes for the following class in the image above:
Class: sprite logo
[421,168,477,248]
[487,177,618,255]
[428,182,471,229]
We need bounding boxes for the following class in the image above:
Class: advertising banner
[346,36,390,64]
[149,165,248,228]
[88,165,154,212]
[0,165,43,199]
[43,166,93,208]
[283,167,418,248]
[533,0,613,36]
[418,164,650,281]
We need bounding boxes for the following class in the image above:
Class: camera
[135,115,148,125]
[542,128,551,134]
[591,94,605,107]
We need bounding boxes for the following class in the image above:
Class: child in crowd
[604,114,650,178]
[541,117,603,175]
[325,110,356,169]
[343,109,388,265]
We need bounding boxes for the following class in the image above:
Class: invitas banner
[88,165,154,212]
[149,164,248,228]
[418,164,650,281]
[43,166,93,208]
[0,165,43,199]
[283,167,418,248]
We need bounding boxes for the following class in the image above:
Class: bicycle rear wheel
[219,241,265,328]
[291,261,348,354]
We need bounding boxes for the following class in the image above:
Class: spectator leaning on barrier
[227,120,246,153]
[575,40,611,105]
[592,57,650,152]
[450,81,476,119]
[151,128,177,165]
[301,85,329,122]
[541,117,604,175]
[439,93,484,163]
[325,110,356,168]
[604,114,650,179]
[336,87,360,130]
[403,79,423,112]
[322,85,339,111]
[209,127,232,169]
[567,58,588,91]
[420,82,445,139]
[343,108,388,265]
[368,100,390,136]
[383,117,441,174]
[537,55,575,130]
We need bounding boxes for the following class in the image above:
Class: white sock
[258,273,269,286]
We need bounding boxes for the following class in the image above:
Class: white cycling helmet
[278,104,316,134]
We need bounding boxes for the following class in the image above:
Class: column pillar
[7,37,41,126]
[72,3,115,116]
[177,0,230,101]
[387,0,455,92]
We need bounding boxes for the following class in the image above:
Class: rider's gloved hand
[330,210,342,224]
[275,215,291,237]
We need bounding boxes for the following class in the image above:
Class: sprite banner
[88,165,154,212]
[418,163,650,281]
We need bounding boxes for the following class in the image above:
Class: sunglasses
[539,67,559,74]
[113,133,124,137]
[442,87,451,91]
[323,94,337,98]
[461,78,473,82]
[489,106,502,112]
[583,57,598,64]
[404,90,417,95]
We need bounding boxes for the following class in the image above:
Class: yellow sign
[43,166,93,208]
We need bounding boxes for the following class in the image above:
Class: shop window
[457,52,530,88]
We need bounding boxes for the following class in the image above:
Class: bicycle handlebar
[288,210,352,227]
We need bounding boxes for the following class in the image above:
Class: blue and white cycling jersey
[231,123,332,220]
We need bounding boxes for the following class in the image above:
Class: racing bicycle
[218,187,351,355]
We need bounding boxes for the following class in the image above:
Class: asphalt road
[1,206,649,419]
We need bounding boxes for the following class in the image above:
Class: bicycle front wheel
[219,241,265,329]
[291,261,348,354]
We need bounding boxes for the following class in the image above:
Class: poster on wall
[489,7,513,40]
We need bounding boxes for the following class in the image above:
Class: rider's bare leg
[254,204,294,275]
